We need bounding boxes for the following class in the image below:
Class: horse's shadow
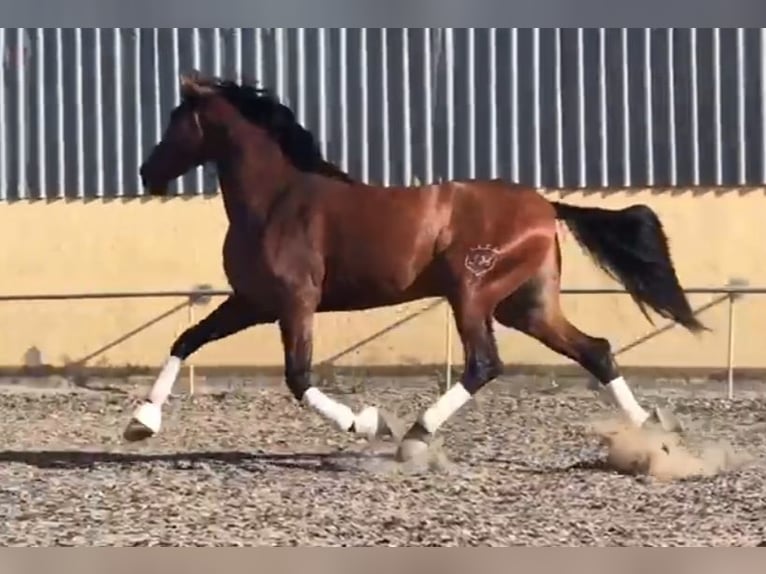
[486,456,614,475]
[0,448,387,474]
[1,450,632,477]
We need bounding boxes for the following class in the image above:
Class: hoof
[395,421,433,463]
[644,406,684,434]
[123,402,161,442]
[395,438,430,463]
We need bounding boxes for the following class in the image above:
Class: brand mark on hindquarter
[464,245,500,277]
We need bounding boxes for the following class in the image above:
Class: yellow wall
[1,188,764,376]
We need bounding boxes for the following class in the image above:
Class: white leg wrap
[353,406,381,438]
[302,387,355,431]
[419,383,473,434]
[148,356,182,406]
[604,376,650,427]
[126,356,182,438]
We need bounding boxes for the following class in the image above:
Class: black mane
[196,76,354,184]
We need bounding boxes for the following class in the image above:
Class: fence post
[444,299,452,389]
[726,292,736,400]
[725,278,749,400]
[187,298,196,396]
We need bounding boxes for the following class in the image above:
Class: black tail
[552,201,707,334]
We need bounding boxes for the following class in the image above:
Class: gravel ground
[0,375,764,547]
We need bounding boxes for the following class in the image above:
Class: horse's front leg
[123,294,272,441]
[278,294,392,440]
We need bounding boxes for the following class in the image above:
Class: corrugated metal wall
[1,28,765,201]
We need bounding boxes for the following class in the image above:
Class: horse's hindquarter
[446,181,558,285]
[449,180,554,239]
[318,183,451,309]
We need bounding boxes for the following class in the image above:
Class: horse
[124,72,705,463]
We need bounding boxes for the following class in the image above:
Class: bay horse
[124,72,705,463]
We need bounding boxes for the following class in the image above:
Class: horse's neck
[219,185,257,230]
[215,145,295,229]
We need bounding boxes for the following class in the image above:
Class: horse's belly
[318,262,438,311]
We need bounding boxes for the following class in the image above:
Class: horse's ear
[180,72,215,98]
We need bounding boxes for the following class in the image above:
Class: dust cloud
[588,417,753,481]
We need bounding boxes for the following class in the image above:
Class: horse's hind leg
[396,292,503,463]
[493,270,653,428]
[394,232,556,463]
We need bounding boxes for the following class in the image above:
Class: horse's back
[320,178,452,240]
[317,176,552,254]
[430,179,554,243]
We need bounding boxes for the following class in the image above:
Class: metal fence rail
[3,28,766,200]
[1,284,762,399]
[2,285,766,302]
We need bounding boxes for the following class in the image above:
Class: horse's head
[139,72,229,196]
[140,71,355,196]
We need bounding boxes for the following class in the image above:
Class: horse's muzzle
[139,166,168,196]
